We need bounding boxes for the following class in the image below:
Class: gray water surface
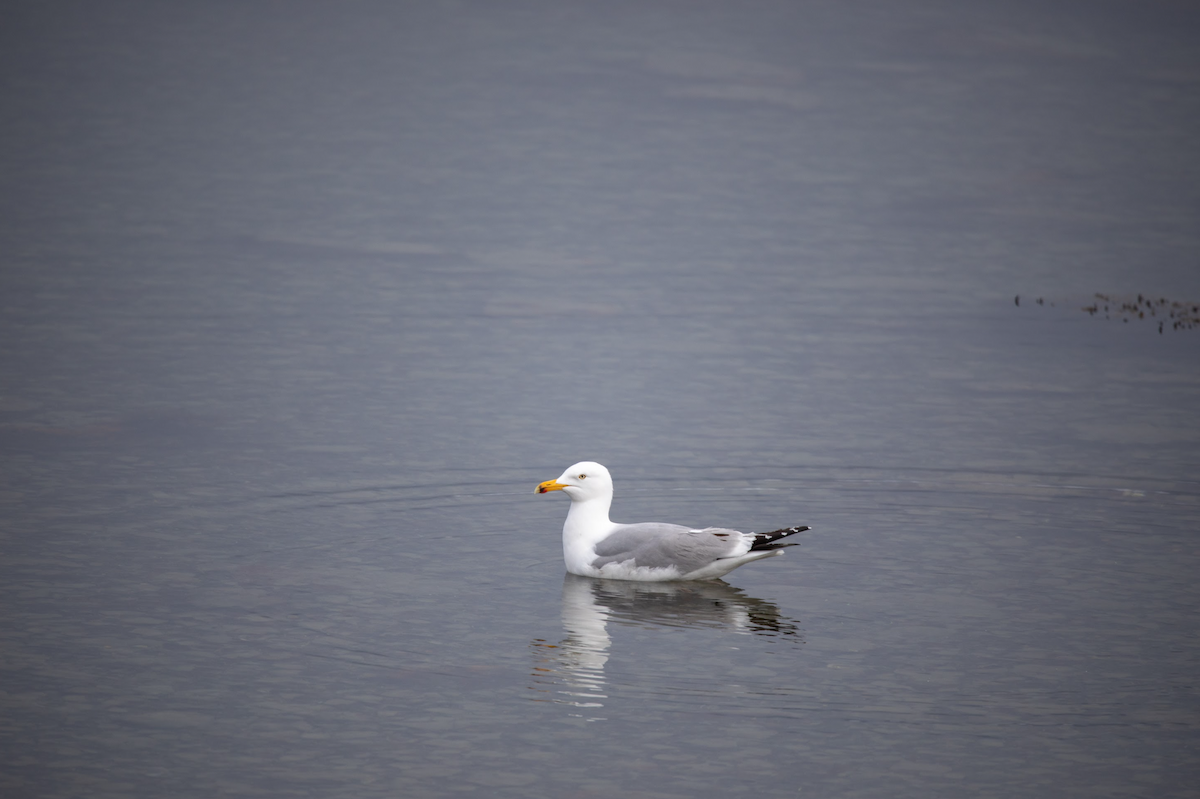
[2,1,1199,797]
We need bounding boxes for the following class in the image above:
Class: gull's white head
[535,461,613,502]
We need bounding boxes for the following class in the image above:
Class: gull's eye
[578,474,586,479]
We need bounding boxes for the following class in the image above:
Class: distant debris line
[1082,294,1198,332]
[1017,293,1198,333]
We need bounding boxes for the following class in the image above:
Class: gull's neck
[560,489,615,578]
[563,492,614,545]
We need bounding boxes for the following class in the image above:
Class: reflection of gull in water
[584,575,802,637]
[530,575,801,719]
[531,575,612,717]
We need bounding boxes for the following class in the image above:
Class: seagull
[535,461,808,581]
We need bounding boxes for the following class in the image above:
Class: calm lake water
[2,1,1198,796]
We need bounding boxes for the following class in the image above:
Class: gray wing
[591,523,750,575]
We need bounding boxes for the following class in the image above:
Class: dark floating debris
[1079,293,1199,332]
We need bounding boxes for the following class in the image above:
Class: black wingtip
[749,525,810,551]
